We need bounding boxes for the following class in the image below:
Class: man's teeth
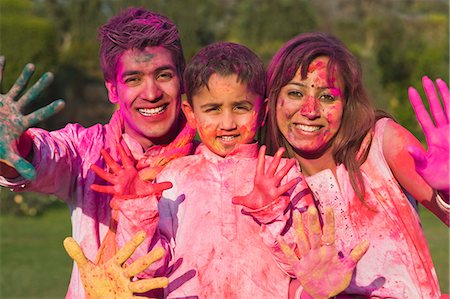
[138,106,166,116]
[296,124,320,132]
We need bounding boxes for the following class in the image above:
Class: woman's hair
[98,7,185,84]
[263,32,376,200]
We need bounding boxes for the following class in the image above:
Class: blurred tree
[227,0,317,62]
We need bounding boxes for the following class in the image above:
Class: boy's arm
[0,57,64,180]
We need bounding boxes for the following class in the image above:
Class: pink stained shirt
[301,118,441,298]
[118,142,314,298]
[0,111,193,298]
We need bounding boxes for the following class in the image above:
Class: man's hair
[183,41,265,106]
[98,7,185,83]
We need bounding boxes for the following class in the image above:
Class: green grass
[0,204,448,297]
[0,203,72,298]
[419,207,449,294]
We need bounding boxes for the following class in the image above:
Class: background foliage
[0,0,448,296]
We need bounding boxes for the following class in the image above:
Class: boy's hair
[98,7,185,83]
[183,42,265,106]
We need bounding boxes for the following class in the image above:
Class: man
[0,7,195,298]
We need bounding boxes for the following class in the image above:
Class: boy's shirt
[0,111,196,299]
[116,142,315,298]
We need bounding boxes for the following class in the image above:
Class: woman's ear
[105,81,119,104]
[181,100,197,129]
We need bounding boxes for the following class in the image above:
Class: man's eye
[125,77,140,84]
[157,72,174,81]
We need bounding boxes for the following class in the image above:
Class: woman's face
[276,56,344,157]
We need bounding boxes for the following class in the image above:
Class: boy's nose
[142,79,163,102]
[220,111,237,130]
[300,96,320,119]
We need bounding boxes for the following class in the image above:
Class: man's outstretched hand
[63,231,169,299]
[0,57,65,180]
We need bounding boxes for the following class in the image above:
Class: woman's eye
[320,94,335,102]
[287,90,303,98]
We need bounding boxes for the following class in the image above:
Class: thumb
[231,195,249,208]
[407,145,427,172]
[63,237,89,268]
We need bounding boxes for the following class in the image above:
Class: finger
[114,231,146,265]
[293,210,309,257]
[17,72,54,108]
[255,145,266,178]
[117,142,134,169]
[129,277,169,293]
[7,63,35,100]
[125,247,165,277]
[422,76,447,127]
[347,239,370,266]
[231,195,247,207]
[267,147,285,177]
[407,145,427,172]
[23,99,65,127]
[150,181,173,195]
[274,158,296,183]
[277,236,299,265]
[90,164,118,184]
[139,167,160,181]
[90,184,116,195]
[436,78,449,119]
[0,56,5,85]
[408,86,434,133]
[307,205,322,249]
[277,178,298,196]
[101,148,122,173]
[321,207,335,246]
[63,237,89,268]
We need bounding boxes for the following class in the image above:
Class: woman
[263,32,448,298]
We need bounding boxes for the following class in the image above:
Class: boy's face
[106,46,182,150]
[182,73,266,157]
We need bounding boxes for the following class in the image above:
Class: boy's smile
[183,73,265,157]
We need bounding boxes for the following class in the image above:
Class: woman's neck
[294,148,336,177]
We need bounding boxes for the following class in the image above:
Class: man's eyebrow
[121,70,142,78]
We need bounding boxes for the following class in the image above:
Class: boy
[92,41,310,298]
[0,7,195,298]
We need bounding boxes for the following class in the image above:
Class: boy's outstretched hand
[278,206,370,299]
[0,57,65,180]
[407,76,449,193]
[63,231,169,299]
[232,145,298,210]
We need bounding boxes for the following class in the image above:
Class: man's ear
[181,100,197,129]
[259,98,269,127]
[105,81,119,104]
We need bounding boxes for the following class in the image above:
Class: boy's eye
[204,106,220,113]
[234,105,251,111]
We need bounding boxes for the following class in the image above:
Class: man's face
[182,73,265,157]
[106,46,182,149]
